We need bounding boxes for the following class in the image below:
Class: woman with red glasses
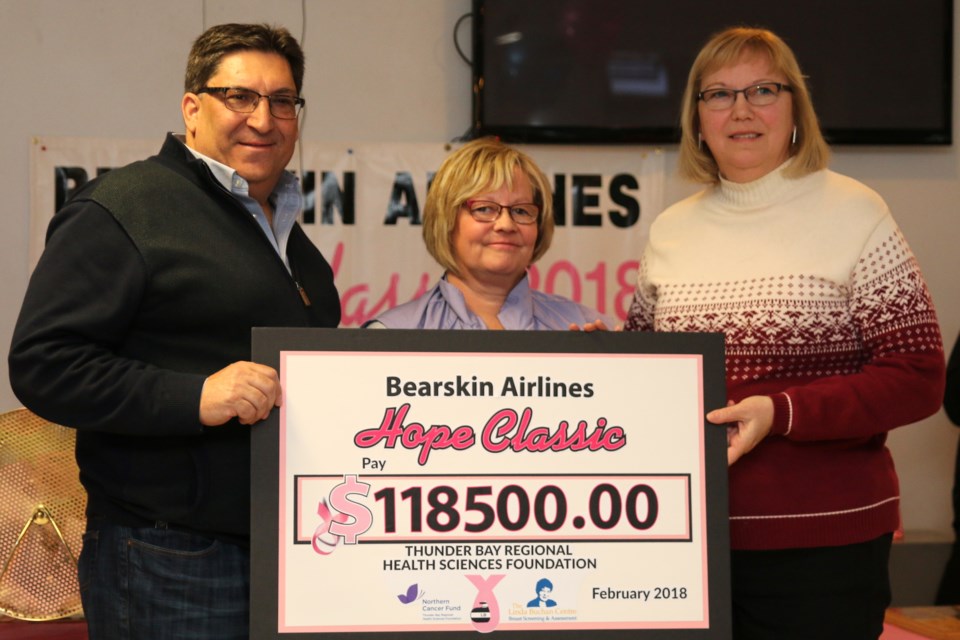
[367,137,610,330]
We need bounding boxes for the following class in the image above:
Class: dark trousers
[78,523,249,640]
[936,439,960,604]
[936,540,960,604]
[731,534,892,640]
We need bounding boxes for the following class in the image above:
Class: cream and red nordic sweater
[625,162,945,550]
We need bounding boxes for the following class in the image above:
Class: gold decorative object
[0,408,86,621]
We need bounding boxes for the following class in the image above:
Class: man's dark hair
[184,23,305,94]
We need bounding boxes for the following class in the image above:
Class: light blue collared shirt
[368,274,614,330]
[183,138,301,273]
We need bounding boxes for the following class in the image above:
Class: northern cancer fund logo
[397,583,424,604]
[414,592,465,622]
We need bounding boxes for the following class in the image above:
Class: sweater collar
[715,158,801,210]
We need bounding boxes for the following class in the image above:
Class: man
[8,23,340,639]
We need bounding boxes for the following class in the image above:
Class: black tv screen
[472,0,953,145]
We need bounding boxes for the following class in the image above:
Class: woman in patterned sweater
[625,27,945,640]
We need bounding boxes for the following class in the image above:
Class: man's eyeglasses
[697,82,793,111]
[464,200,539,225]
[197,87,305,119]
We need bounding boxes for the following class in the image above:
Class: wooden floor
[0,618,88,640]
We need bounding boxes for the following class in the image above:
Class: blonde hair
[423,137,554,275]
[678,27,830,184]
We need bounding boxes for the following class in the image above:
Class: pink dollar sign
[466,574,505,633]
[327,474,373,544]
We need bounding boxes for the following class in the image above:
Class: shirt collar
[437,273,536,329]
[181,140,252,196]
[176,135,302,271]
[179,137,301,215]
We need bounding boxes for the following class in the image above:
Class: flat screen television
[471,0,953,145]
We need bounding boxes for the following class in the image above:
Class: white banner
[30,137,664,326]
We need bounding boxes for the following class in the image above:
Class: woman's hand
[568,319,622,332]
[705,396,774,466]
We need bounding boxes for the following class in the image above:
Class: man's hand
[705,396,774,466]
[199,361,282,426]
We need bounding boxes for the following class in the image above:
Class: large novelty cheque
[251,329,731,639]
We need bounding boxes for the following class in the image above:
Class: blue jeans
[78,524,249,640]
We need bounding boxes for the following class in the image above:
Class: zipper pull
[295,281,312,307]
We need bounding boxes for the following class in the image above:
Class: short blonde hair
[423,137,554,275]
[678,27,830,184]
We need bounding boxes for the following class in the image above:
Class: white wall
[1,0,958,538]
